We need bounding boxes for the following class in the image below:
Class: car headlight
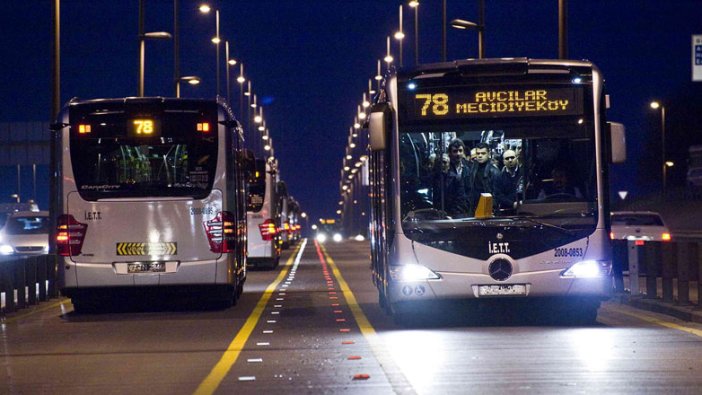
[0,244,14,255]
[560,260,611,278]
[389,264,440,282]
[332,233,343,242]
[316,233,327,243]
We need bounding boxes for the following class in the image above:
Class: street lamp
[408,0,420,65]
[394,5,405,67]
[451,18,484,59]
[650,101,667,192]
[138,0,171,97]
[199,4,220,96]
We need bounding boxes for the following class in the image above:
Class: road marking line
[606,303,702,337]
[194,240,306,395]
[1,299,68,324]
[317,241,416,393]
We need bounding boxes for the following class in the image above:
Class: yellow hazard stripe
[194,243,302,395]
[606,303,702,338]
[319,242,415,393]
[1,299,69,324]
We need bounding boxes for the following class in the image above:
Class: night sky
[2,0,701,222]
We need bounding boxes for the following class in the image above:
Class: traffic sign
[618,191,628,200]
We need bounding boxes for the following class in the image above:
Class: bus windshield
[398,94,597,234]
[69,105,218,200]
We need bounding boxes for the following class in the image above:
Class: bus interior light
[78,124,91,134]
[389,264,440,282]
[560,260,610,279]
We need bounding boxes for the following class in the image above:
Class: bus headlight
[0,244,14,255]
[560,260,610,278]
[389,264,440,282]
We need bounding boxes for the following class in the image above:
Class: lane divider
[315,241,416,394]
[194,240,306,395]
[605,303,702,338]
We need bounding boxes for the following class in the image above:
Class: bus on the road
[368,58,626,323]
[52,97,250,311]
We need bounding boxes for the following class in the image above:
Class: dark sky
[2,0,701,222]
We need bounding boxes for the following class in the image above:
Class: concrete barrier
[0,255,58,315]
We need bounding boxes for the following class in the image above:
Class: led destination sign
[405,87,584,122]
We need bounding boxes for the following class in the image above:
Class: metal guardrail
[614,240,702,306]
[0,255,59,315]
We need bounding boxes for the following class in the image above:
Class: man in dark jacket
[434,139,472,218]
[467,142,501,212]
[495,149,524,210]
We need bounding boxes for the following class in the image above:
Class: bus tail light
[204,211,236,253]
[56,214,88,256]
[258,219,277,241]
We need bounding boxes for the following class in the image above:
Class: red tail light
[258,219,278,241]
[204,211,236,253]
[56,214,88,256]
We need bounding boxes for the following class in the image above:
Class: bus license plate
[478,284,527,296]
[128,262,165,273]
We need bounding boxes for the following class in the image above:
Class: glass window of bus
[397,83,596,231]
[247,159,266,212]
[69,104,218,200]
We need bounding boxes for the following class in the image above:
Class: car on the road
[610,211,671,242]
[0,210,50,256]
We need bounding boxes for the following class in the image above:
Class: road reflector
[238,376,256,382]
[347,356,362,360]
[342,341,355,345]
[353,374,370,380]
[340,328,351,332]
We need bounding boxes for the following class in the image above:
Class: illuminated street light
[409,0,420,65]
[384,36,394,64]
[138,0,172,97]
[180,76,201,85]
[394,5,404,67]
[650,100,667,192]
[200,4,221,95]
[451,18,484,59]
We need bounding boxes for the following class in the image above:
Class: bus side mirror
[609,122,626,164]
[369,103,390,151]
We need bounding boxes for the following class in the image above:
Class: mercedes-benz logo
[488,259,513,281]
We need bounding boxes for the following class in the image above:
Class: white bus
[51,97,250,311]
[246,157,282,269]
[368,58,626,323]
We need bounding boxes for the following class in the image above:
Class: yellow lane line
[319,242,415,394]
[1,298,69,324]
[606,303,702,338]
[194,243,302,395]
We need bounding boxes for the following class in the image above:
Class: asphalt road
[3,239,702,394]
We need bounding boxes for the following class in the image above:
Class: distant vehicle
[315,218,342,243]
[610,211,671,242]
[0,210,49,256]
[246,157,282,269]
[51,97,250,311]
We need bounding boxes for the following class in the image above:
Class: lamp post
[408,1,419,65]
[138,0,172,97]
[451,18,484,59]
[199,4,220,96]
[394,5,405,67]
[650,101,667,192]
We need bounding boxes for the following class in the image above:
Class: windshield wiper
[503,216,577,236]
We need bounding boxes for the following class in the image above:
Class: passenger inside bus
[537,167,584,200]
